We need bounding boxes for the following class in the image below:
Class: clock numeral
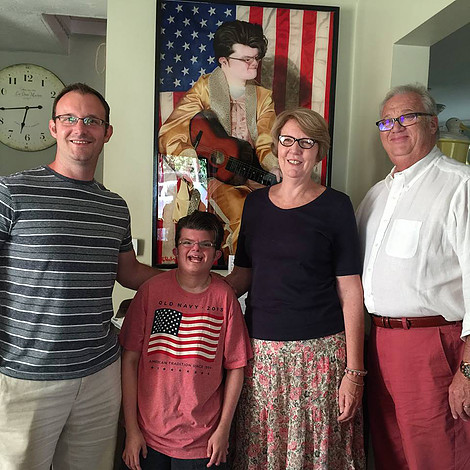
[41,79,47,87]
[8,129,13,139]
[8,76,17,85]
[24,134,31,142]
[0,117,3,125]
[40,132,46,141]
[50,91,57,98]
[24,74,33,83]
[0,88,6,95]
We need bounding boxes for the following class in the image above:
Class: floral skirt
[230,333,365,470]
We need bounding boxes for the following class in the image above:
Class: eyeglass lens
[376,112,432,132]
[56,115,106,127]
[228,56,260,64]
[179,240,214,249]
[279,135,316,149]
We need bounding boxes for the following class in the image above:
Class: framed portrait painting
[153,0,339,267]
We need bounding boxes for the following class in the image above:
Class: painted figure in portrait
[158,20,278,260]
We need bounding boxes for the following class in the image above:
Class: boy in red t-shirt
[120,211,252,470]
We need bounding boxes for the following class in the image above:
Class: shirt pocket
[385,219,422,259]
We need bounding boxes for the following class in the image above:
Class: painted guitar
[189,110,277,186]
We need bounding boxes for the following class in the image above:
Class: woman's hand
[337,373,363,422]
[122,428,147,470]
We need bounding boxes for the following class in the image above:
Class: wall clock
[0,63,65,151]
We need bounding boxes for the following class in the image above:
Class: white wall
[346,0,457,206]
[105,0,158,307]
[391,45,430,87]
[105,0,460,309]
[0,35,106,179]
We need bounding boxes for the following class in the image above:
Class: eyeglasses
[54,115,108,127]
[227,55,261,65]
[279,135,317,150]
[375,112,434,132]
[178,240,216,249]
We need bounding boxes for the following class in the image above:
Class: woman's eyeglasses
[278,135,317,150]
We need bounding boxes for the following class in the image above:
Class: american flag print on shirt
[148,308,223,361]
[157,0,339,186]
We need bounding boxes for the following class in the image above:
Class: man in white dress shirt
[356,83,470,470]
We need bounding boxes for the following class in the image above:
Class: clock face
[0,63,65,151]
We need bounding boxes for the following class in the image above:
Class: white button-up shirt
[356,147,470,337]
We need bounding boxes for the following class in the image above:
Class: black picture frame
[153,0,339,268]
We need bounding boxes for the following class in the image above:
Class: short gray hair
[380,83,437,116]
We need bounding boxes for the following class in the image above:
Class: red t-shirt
[120,270,252,459]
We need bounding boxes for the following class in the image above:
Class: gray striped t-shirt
[0,166,133,380]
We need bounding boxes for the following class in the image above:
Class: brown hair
[52,83,110,127]
[271,108,330,162]
[175,211,224,250]
[213,20,268,62]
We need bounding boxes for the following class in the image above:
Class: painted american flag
[156,0,339,185]
[148,308,223,361]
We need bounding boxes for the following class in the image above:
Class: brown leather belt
[371,314,460,329]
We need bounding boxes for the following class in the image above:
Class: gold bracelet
[345,374,364,387]
[345,367,368,377]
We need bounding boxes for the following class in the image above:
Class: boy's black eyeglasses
[178,240,216,249]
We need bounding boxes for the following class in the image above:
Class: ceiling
[0,0,107,54]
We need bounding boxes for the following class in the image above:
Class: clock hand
[19,107,30,134]
[0,106,44,134]
[0,105,43,111]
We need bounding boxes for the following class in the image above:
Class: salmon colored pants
[368,323,470,470]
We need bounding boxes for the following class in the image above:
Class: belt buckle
[401,317,411,330]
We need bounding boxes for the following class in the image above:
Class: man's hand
[448,371,470,421]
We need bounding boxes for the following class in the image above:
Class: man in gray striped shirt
[0,83,160,470]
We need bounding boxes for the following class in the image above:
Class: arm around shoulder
[224,266,252,298]
[117,250,163,291]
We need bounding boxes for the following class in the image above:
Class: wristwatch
[460,361,470,379]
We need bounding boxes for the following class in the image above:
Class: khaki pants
[0,359,121,470]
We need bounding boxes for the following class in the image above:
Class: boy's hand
[122,428,147,470]
[206,427,229,467]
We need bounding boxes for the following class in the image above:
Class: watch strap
[460,361,470,379]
